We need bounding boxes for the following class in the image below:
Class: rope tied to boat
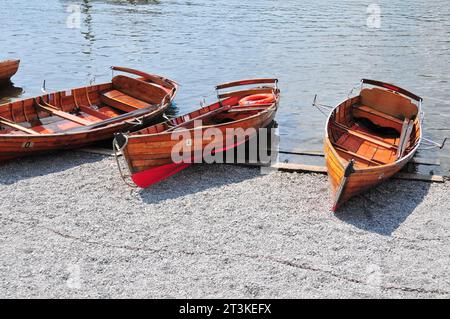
[112,133,137,188]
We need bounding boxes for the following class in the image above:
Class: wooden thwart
[0,116,39,135]
[332,143,383,165]
[333,121,397,150]
[36,98,93,126]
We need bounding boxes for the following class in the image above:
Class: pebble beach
[0,151,448,298]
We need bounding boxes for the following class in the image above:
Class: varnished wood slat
[360,87,418,120]
[36,98,93,126]
[112,75,167,105]
[0,116,39,135]
[111,66,177,91]
[355,105,404,125]
[333,121,397,150]
[332,143,382,165]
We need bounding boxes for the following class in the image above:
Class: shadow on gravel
[138,164,263,203]
[0,151,104,185]
[334,179,431,235]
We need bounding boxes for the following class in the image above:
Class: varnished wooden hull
[0,60,20,84]
[118,78,280,188]
[324,80,422,211]
[0,68,177,161]
[0,115,163,162]
[324,138,416,210]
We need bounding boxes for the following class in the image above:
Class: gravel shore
[0,151,449,298]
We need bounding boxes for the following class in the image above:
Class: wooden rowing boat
[325,79,422,211]
[114,78,280,188]
[0,66,177,162]
[0,59,20,84]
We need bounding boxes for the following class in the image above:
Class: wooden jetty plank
[78,147,120,156]
[272,162,328,173]
[275,149,440,166]
[394,172,444,183]
[77,147,445,183]
[238,162,445,183]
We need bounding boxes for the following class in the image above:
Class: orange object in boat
[238,93,276,107]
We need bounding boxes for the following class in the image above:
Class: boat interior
[135,87,277,135]
[328,87,421,168]
[0,75,172,135]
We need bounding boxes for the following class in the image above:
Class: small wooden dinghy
[325,79,422,211]
[114,78,279,188]
[0,66,177,161]
[0,59,20,84]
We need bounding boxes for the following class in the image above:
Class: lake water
[1,0,450,172]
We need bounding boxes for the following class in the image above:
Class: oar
[165,104,233,133]
[35,98,93,126]
[0,115,39,135]
[66,104,165,133]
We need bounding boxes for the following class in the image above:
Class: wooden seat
[333,121,398,150]
[101,90,152,113]
[333,122,398,166]
[353,105,404,132]
[100,75,168,113]
[332,142,382,166]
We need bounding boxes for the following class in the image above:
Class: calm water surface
[1,0,450,171]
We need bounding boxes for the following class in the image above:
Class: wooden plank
[356,105,404,125]
[36,99,93,126]
[78,147,119,156]
[332,143,382,165]
[274,149,440,166]
[272,162,327,173]
[360,88,419,120]
[333,121,397,150]
[78,105,111,120]
[394,173,444,183]
[0,116,39,135]
[112,75,166,105]
[411,157,440,166]
[238,162,444,183]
